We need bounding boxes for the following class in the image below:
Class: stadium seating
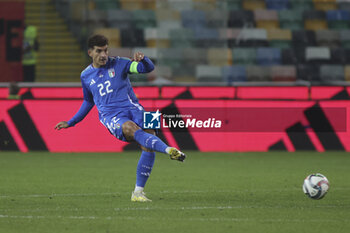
[242,0,266,10]
[206,10,228,28]
[193,0,218,11]
[326,10,350,29]
[183,48,207,66]
[181,10,206,28]
[233,48,256,64]
[235,28,268,47]
[270,65,297,81]
[156,9,180,21]
[291,0,313,11]
[132,10,157,29]
[120,29,146,47]
[167,0,193,11]
[313,0,337,11]
[157,48,183,68]
[297,64,321,81]
[207,48,232,66]
[278,9,303,30]
[265,0,290,10]
[194,27,224,47]
[95,0,120,10]
[222,65,247,82]
[345,65,350,81]
[281,48,299,64]
[226,0,242,10]
[292,30,317,47]
[330,48,350,64]
[169,28,194,47]
[305,46,331,64]
[144,28,170,48]
[254,9,279,29]
[256,47,281,65]
[303,10,328,30]
[340,30,350,48]
[45,0,350,83]
[267,29,292,48]
[315,29,340,48]
[119,0,143,10]
[228,10,255,28]
[246,65,271,81]
[320,64,344,81]
[338,1,350,11]
[107,10,133,29]
[196,65,222,82]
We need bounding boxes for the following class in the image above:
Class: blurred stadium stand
[13,0,350,84]
[24,0,87,82]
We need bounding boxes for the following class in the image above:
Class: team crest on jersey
[108,68,115,78]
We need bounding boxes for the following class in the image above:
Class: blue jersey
[81,56,142,117]
[67,56,154,127]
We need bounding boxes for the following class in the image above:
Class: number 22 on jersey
[98,80,113,96]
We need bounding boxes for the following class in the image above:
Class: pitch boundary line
[0,204,348,214]
[0,214,348,223]
[0,192,118,198]
[1,187,349,199]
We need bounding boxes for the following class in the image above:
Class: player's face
[89,45,109,68]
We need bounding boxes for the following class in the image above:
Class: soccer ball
[302,173,329,200]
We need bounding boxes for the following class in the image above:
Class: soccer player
[54,34,186,202]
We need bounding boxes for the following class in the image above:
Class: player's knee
[122,121,140,140]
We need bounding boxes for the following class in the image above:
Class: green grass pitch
[0,151,349,233]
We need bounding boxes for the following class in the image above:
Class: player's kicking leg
[122,121,186,162]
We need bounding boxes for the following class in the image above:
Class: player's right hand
[133,52,144,62]
[54,121,69,130]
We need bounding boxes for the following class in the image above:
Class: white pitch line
[0,190,228,199]
[0,206,247,213]
[0,192,118,199]
[114,206,245,211]
[112,205,350,212]
[1,204,348,214]
[0,214,348,223]
[1,187,349,199]
[0,189,291,199]
[0,189,298,199]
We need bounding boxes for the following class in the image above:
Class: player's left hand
[133,52,144,62]
[54,121,69,130]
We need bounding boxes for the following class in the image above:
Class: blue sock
[136,151,155,187]
[134,129,168,153]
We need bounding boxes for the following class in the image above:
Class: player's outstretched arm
[54,100,94,131]
[54,121,69,130]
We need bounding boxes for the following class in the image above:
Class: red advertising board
[0,1,24,82]
[0,86,349,152]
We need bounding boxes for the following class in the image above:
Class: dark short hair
[87,34,108,49]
